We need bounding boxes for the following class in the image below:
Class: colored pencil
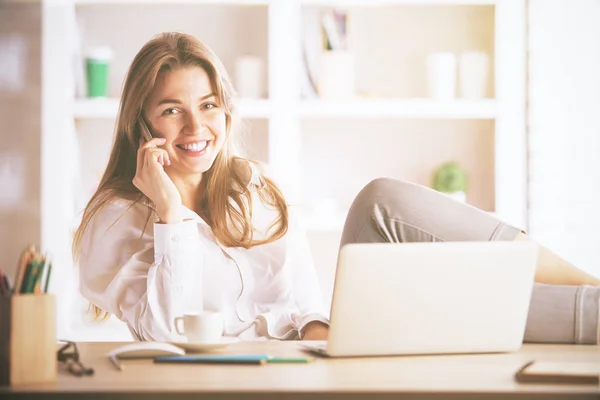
[266,357,314,364]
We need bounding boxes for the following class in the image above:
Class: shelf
[73,98,272,119]
[300,0,496,5]
[75,0,269,5]
[301,211,498,232]
[74,0,494,4]
[73,98,119,119]
[74,98,494,120]
[299,99,496,119]
[301,210,498,232]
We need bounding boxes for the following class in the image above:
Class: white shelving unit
[300,0,497,5]
[73,97,274,119]
[299,99,496,119]
[42,0,526,340]
[74,0,271,4]
[73,0,496,5]
[74,97,496,119]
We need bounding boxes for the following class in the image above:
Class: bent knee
[355,177,414,202]
[349,178,432,222]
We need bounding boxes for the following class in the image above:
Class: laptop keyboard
[305,341,327,350]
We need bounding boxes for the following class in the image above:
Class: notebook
[515,361,600,384]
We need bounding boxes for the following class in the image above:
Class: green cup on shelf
[85,47,113,98]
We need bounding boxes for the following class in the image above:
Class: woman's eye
[162,108,179,116]
[203,103,217,110]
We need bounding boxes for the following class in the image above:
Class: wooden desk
[1,341,599,399]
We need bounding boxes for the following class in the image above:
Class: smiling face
[143,66,228,182]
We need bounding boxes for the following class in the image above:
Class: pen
[5,274,12,294]
[154,355,267,365]
[266,357,314,364]
[109,354,123,371]
[38,254,52,294]
[153,354,315,365]
[0,268,6,295]
[2,274,10,295]
[43,261,52,293]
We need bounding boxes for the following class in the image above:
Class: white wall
[0,1,41,282]
[528,0,600,277]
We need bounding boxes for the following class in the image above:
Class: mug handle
[174,316,185,335]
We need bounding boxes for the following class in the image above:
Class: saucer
[171,337,239,353]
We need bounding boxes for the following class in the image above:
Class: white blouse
[78,172,329,342]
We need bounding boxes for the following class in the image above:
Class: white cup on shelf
[458,51,490,99]
[174,311,224,343]
[426,52,457,101]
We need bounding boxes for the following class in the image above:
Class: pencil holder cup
[0,294,57,386]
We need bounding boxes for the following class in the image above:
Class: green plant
[432,162,468,193]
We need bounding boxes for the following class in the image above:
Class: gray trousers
[341,178,599,344]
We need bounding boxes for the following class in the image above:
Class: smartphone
[138,117,169,167]
[514,360,599,385]
[139,117,153,141]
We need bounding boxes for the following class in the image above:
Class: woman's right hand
[133,138,183,223]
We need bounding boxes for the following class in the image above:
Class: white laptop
[301,241,538,357]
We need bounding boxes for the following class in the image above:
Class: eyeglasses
[57,340,94,377]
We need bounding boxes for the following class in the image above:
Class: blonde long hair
[73,32,288,317]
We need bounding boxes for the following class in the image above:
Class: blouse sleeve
[78,201,202,341]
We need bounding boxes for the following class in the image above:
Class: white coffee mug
[458,51,489,99]
[174,311,224,343]
[426,52,457,100]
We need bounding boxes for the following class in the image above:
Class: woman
[74,32,599,344]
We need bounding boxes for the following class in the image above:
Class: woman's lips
[175,140,210,156]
